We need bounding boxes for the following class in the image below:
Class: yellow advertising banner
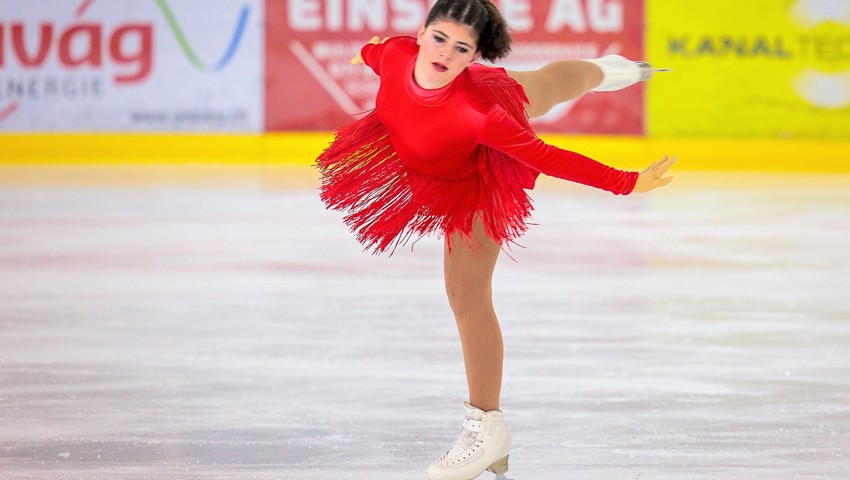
[647,0,850,139]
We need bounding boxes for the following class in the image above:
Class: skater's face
[415,19,479,89]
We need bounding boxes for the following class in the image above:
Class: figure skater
[316,0,675,478]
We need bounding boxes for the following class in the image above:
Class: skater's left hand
[633,155,677,193]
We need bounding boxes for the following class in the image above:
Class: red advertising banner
[266,0,645,133]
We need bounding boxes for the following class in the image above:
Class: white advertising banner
[0,0,264,132]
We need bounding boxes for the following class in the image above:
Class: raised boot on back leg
[584,54,669,92]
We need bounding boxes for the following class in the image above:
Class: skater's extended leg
[507,60,602,119]
[444,218,503,413]
[508,55,655,119]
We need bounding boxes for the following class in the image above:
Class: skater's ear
[416,25,426,45]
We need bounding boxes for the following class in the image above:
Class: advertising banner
[648,0,850,139]
[267,0,646,134]
[0,0,264,132]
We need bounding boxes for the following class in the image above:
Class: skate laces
[440,415,485,463]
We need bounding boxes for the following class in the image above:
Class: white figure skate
[426,402,511,480]
[584,54,669,92]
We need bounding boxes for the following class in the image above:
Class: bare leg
[444,219,503,412]
[507,60,603,119]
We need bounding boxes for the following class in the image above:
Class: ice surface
[1,170,849,479]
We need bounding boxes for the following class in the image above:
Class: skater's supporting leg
[444,218,503,413]
[507,60,603,119]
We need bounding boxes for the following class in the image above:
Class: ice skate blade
[636,62,671,81]
[486,455,510,475]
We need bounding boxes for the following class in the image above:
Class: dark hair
[425,0,512,62]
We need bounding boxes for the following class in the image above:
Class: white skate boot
[584,54,663,92]
[426,402,511,480]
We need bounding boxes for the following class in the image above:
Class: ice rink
[1,166,849,480]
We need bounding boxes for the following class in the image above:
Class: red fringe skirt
[316,66,539,255]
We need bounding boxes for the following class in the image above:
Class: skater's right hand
[633,155,677,193]
[351,36,385,65]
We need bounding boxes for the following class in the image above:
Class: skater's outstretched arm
[506,60,603,119]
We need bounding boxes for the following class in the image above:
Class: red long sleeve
[478,107,638,195]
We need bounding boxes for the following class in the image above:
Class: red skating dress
[317,36,638,254]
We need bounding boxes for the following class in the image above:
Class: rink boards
[2,133,850,174]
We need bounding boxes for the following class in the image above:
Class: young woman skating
[317,1,675,478]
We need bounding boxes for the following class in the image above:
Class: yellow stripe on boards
[0,133,334,165]
[2,133,849,173]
